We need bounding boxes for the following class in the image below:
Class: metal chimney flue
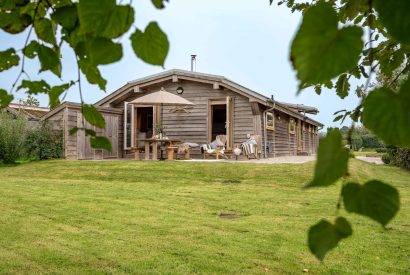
[191,55,197,72]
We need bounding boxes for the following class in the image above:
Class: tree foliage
[0,0,169,151]
[277,0,408,261]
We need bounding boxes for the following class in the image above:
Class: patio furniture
[241,135,261,159]
[143,138,180,160]
[166,145,179,160]
[201,135,228,159]
[177,142,199,160]
[131,132,147,160]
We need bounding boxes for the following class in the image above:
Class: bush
[376,148,387,153]
[381,153,391,164]
[0,113,28,164]
[361,134,382,148]
[391,148,410,170]
[25,122,63,160]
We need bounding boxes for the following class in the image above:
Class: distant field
[0,160,409,273]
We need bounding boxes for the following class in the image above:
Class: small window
[266,111,274,130]
[289,118,296,134]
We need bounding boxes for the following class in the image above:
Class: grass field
[0,159,409,274]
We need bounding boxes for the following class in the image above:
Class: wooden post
[144,141,150,160]
[152,141,158,160]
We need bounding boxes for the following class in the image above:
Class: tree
[0,0,170,148]
[20,94,40,106]
[0,0,408,262]
[276,0,407,261]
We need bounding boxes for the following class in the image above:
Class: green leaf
[306,129,349,187]
[84,128,96,137]
[90,136,112,151]
[151,0,168,9]
[49,82,74,108]
[81,104,106,129]
[78,59,107,91]
[0,48,20,72]
[69,127,80,135]
[17,80,51,94]
[308,217,352,261]
[339,0,369,22]
[335,74,350,99]
[0,89,14,108]
[34,18,56,45]
[51,4,78,31]
[333,115,343,122]
[0,9,32,34]
[130,22,169,66]
[78,0,134,39]
[84,38,122,65]
[342,181,400,227]
[362,77,410,148]
[374,0,410,45]
[23,41,61,77]
[290,2,363,86]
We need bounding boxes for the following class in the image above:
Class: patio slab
[182,155,316,164]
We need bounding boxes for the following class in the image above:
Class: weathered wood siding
[273,112,291,157]
[45,104,122,160]
[116,81,259,157]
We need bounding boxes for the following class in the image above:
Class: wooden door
[76,112,94,159]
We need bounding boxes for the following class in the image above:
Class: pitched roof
[7,103,49,120]
[93,69,323,127]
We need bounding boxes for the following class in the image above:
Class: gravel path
[356,156,384,165]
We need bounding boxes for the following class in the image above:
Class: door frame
[124,102,157,150]
[207,96,234,150]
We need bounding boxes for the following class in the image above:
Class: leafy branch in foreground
[277,0,409,261]
[0,0,170,151]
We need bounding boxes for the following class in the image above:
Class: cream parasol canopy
[130,87,194,106]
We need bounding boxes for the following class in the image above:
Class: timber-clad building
[42,69,323,160]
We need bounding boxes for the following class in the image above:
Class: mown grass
[0,159,409,274]
[353,149,382,157]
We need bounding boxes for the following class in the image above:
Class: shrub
[25,122,63,160]
[375,148,387,153]
[361,134,382,148]
[0,112,28,164]
[381,153,391,164]
[391,148,410,171]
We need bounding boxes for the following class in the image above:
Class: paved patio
[356,156,384,165]
[183,155,316,164]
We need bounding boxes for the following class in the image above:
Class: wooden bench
[131,147,143,160]
[166,146,179,161]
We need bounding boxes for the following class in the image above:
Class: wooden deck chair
[201,135,228,159]
[241,134,261,160]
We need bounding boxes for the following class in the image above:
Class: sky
[0,0,364,128]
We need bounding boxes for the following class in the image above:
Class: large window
[124,102,134,149]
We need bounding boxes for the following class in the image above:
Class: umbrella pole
[160,102,164,160]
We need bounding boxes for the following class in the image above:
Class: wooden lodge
[42,70,323,160]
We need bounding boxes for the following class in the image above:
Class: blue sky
[0,0,363,128]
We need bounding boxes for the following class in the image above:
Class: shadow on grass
[0,158,37,168]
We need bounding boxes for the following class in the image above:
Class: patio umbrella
[130,87,194,127]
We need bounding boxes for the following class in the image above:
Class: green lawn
[353,149,382,157]
[0,160,409,274]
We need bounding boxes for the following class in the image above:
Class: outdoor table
[143,138,180,160]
